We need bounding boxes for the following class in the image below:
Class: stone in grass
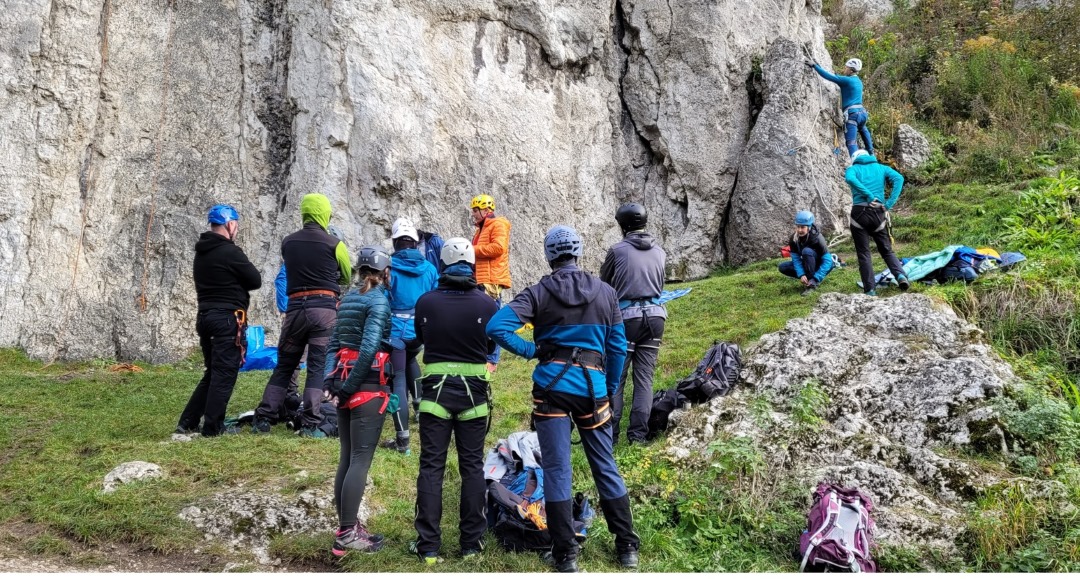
[103,461,164,493]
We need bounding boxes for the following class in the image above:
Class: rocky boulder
[178,484,361,566]
[665,293,1018,557]
[1,0,848,362]
[103,461,164,493]
[893,123,931,172]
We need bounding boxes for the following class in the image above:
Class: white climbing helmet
[440,237,475,266]
[391,217,418,241]
[845,57,863,73]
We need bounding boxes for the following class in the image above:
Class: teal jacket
[845,154,904,210]
[325,285,391,396]
[813,64,863,109]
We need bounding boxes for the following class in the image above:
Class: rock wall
[1,0,845,362]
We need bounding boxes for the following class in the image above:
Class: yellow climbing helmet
[470,194,496,211]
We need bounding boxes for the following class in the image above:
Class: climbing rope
[137,2,178,312]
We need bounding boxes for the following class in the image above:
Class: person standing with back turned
[470,194,511,374]
[487,225,640,573]
[177,204,262,437]
[253,193,352,437]
[600,202,667,446]
[846,150,908,295]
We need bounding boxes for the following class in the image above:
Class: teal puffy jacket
[845,154,905,210]
[325,285,391,396]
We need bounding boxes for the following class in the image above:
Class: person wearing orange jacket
[470,194,511,373]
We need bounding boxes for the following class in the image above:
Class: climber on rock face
[807,56,874,156]
[779,210,835,296]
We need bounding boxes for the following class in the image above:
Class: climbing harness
[418,362,492,426]
[533,347,612,432]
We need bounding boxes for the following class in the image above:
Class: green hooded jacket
[301,193,352,285]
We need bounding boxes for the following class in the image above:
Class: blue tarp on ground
[241,326,279,371]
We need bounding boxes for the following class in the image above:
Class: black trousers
[850,205,905,293]
[256,302,336,428]
[335,394,387,527]
[414,376,490,554]
[612,315,665,444]
[178,309,243,437]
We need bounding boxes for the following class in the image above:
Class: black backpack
[675,342,741,403]
[647,389,689,439]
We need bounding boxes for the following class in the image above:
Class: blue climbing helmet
[207,204,239,225]
[794,210,815,227]
[544,225,583,263]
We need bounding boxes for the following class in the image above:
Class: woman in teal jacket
[385,218,439,454]
[325,246,393,556]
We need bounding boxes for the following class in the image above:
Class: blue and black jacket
[790,225,835,282]
[486,264,627,399]
[389,248,438,342]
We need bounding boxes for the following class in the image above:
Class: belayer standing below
[383,217,438,454]
[779,211,835,296]
[253,193,352,437]
[325,246,394,556]
[846,150,909,296]
[411,238,499,564]
[599,202,667,446]
[487,225,640,573]
[178,204,262,437]
[807,56,873,156]
[470,194,511,373]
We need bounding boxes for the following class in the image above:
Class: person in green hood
[845,150,909,296]
[253,193,353,437]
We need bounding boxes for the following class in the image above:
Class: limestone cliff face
[0,0,846,361]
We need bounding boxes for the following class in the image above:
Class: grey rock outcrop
[665,293,1019,559]
[1,0,846,361]
[840,0,895,23]
[893,123,931,172]
[178,486,355,566]
[103,461,164,493]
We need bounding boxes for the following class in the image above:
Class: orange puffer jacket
[472,215,512,288]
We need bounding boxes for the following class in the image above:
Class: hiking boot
[618,547,640,568]
[331,527,382,556]
[299,427,328,439]
[175,424,198,435]
[354,524,384,545]
[541,550,579,573]
[461,548,482,560]
[801,281,818,297]
[251,419,271,434]
[865,290,877,297]
[382,434,410,454]
[418,551,442,565]
[897,275,910,291]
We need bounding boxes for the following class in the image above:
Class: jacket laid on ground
[845,154,904,209]
[599,231,666,309]
[472,215,512,288]
[193,231,262,312]
[325,285,391,396]
[486,264,627,399]
[812,64,864,109]
[389,248,439,341]
[789,225,836,282]
[414,273,499,365]
[281,194,351,302]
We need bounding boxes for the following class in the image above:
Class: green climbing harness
[418,362,492,422]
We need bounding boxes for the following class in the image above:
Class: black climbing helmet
[615,202,647,232]
[356,245,391,274]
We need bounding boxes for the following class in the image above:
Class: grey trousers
[611,314,665,444]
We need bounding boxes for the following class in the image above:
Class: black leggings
[334,398,387,527]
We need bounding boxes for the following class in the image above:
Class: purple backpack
[797,482,877,572]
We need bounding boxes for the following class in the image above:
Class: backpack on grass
[675,342,741,403]
[647,389,689,439]
[797,482,877,573]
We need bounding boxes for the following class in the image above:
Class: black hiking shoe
[175,425,198,435]
[618,547,640,568]
[251,419,271,434]
[897,275,911,291]
[541,551,579,573]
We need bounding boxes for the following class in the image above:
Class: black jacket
[414,274,499,365]
[193,232,262,311]
[790,225,830,260]
[282,222,343,301]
